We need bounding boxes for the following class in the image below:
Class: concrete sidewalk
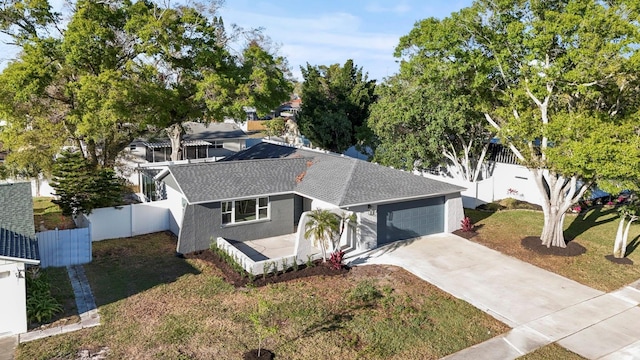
[348,234,640,359]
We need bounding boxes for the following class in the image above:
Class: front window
[221,197,269,225]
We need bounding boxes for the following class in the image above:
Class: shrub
[460,217,474,232]
[26,268,63,323]
[328,250,345,270]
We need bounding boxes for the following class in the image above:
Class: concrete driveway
[348,233,640,359]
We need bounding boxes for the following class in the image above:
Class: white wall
[84,200,170,241]
[421,163,543,208]
[165,185,184,236]
[445,193,465,232]
[0,261,28,335]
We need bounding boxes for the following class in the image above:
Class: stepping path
[348,234,640,359]
[19,265,100,343]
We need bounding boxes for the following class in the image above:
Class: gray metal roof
[183,122,247,141]
[144,140,212,148]
[0,227,39,264]
[166,142,464,206]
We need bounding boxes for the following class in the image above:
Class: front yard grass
[16,232,508,360]
[467,207,640,292]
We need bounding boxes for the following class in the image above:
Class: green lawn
[467,207,640,291]
[519,343,586,360]
[15,232,508,360]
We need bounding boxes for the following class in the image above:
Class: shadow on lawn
[564,206,619,242]
[85,232,201,307]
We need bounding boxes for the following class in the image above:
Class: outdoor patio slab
[557,307,640,359]
[232,234,298,261]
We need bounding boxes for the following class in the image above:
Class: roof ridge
[169,157,306,169]
[336,158,359,206]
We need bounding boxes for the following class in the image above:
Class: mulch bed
[184,249,350,288]
[604,255,634,265]
[520,236,587,257]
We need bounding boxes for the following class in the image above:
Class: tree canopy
[50,151,125,216]
[368,69,491,182]
[0,0,293,168]
[297,60,376,153]
[397,0,640,247]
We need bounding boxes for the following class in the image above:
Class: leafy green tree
[369,72,491,182]
[397,0,640,247]
[50,151,125,216]
[304,209,340,262]
[297,60,376,153]
[263,118,286,139]
[130,4,292,161]
[0,0,159,168]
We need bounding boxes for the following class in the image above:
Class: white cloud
[220,8,401,81]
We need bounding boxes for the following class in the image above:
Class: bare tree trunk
[166,123,183,161]
[533,169,590,248]
[613,216,626,258]
[621,216,637,258]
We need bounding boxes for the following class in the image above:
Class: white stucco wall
[0,261,28,335]
[166,185,185,236]
[445,193,465,232]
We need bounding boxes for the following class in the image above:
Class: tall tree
[131,4,292,161]
[397,0,640,247]
[50,151,125,216]
[297,60,376,153]
[0,0,159,168]
[369,71,491,182]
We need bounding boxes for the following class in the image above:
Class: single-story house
[129,122,248,163]
[155,141,465,255]
[0,181,40,336]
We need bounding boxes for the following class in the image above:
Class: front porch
[227,233,301,262]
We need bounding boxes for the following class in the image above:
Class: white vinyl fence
[76,200,171,242]
[37,227,91,268]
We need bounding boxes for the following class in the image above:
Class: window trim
[221,196,270,225]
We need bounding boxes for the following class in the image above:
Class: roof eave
[188,191,295,205]
[0,255,40,265]
[340,189,463,208]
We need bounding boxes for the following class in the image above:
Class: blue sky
[219,0,475,81]
[0,0,475,81]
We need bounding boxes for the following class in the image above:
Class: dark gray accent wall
[177,194,295,254]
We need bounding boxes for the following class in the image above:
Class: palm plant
[304,209,340,262]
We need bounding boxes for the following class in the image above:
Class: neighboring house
[155,141,465,254]
[128,122,248,164]
[0,181,40,336]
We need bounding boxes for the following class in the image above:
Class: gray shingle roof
[0,181,39,263]
[0,227,39,264]
[0,182,35,237]
[166,142,464,206]
[168,158,309,203]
